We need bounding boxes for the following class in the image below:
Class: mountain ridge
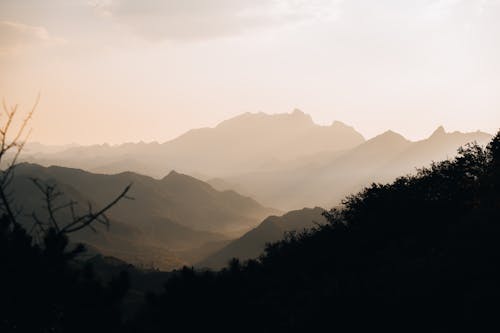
[216,127,493,209]
[10,163,279,269]
[20,110,365,177]
[197,207,327,269]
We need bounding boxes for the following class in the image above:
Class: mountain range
[22,111,491,211]
[209,125,492,209]
[20,109,364,178]
[15,110,493,269]
[11,163,277,270]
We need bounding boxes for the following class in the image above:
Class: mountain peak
[378,130,407,140]
[331,120,348,127]
[430,126,446,138]
[288,109,314,123]
[330,120,357,131]
[365,130,410,147]
[162,169,183,181]
[167,169,179,176]
[160,169,217,194]
[215,110,314,130]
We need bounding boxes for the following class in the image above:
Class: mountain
[133,132,500,333]
[10,163,278,269]
[14,163,277,234]
[197,207,327,269]
[219,127,492,209]
[19,114,492,211]
[10,171,185,270]
[21,110,365,177]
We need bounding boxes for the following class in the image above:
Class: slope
[197,207,327,269]
[221,127,492,209]
[13,163,278,235]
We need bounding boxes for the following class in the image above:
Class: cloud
[89,0,342,41]
[0,21,65,54]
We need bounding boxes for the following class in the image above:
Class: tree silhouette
[0,99,131,333]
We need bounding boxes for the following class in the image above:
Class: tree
[0,98,132,333]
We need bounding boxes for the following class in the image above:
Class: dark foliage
[0,216,129,333]
[0,98,130,333]
[128,132,500,333]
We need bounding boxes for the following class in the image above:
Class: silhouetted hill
[14,163,277,234]
[197,207,327,269]
[10,163,277,269]
[10,172,192,270]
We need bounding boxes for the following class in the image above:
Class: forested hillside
[129,132,500,332]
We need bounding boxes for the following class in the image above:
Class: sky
[0,0,499,145]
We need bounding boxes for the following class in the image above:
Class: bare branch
[0,96,38,226]
[6,94,39,151]
[62,184,131,234]
[1,96,132,251]
[28,177,132,238]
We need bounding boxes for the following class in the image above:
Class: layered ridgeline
[197,207,327,270]
[11,163,278,270]
[212,126,492,209]
[22,111,491,211]
[129,132,500,333]
[21,109,364,177]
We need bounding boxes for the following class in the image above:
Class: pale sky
[0,0,499,145]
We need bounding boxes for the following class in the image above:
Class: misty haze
[1,1,500,332]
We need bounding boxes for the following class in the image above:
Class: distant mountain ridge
[21,110,365,177]
[20,112,493,210]
[215,126,492,209]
